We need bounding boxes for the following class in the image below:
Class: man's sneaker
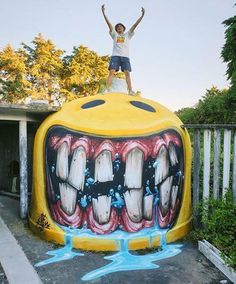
[128,90,136,96]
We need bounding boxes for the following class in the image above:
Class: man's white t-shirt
[109,28,134,58]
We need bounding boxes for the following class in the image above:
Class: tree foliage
[176,86,236,124]
[62,46,109,100]
[0,45,29,103]
[221,12,236,113]
[222,15,236,87]
[0,34,109,104]
[175,107,197,124]
[22,34,64,103]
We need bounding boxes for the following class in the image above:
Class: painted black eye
[130,101,156,112]
[81,100,105,109]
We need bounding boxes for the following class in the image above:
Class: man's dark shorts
[108,56,132,72]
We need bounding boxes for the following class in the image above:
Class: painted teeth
[154,145,169,185]
[59,183,77,215]
[169,143,178,166]
[92,196,111,224]
[124,188,143,222]
[68,146,86,191]
[95,150,113,182]
[56,142,69,180]
[171,185,179,209]
[143,194,154,220]
[51,135,182,227]
[124,148,143,188]
[159,176,173,217]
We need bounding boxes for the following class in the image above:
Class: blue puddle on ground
[35,233,84,266]
[82,237,182,281]
[35,224,183,281]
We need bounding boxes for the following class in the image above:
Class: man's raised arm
[101,4,113,33]
[129,7,145,34]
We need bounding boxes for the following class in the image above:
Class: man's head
[115,23,126,34]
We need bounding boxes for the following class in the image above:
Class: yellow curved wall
[29,93,191,251]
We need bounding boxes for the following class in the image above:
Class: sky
[0,0,235,111]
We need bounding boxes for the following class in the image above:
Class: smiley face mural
[29,93,191,251]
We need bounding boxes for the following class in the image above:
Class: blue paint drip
[84,168,89,176]
[80,195,87,208]
[111,192,124,208]
[87,177,95,185]
[34,232,84,267]
[109,188,114,196]
[81,203,182,280]
[35,207,183,280]
[153,160,159,168]
[115,153,120,159]
[82,232,182,281]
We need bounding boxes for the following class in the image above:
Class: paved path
[0,195,233,284]
[0,215,42,284]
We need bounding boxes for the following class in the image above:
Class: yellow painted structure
[29,92,191,251]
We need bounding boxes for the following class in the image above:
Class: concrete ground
[0,195,233,284]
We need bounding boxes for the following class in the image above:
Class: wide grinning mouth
[45,126,184,235]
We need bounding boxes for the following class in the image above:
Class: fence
[182,124,236,208]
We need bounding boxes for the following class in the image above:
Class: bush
[191,190,236,269]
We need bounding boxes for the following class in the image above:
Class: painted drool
[46,127,184,235]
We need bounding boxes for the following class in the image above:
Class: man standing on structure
[101,4,145,95]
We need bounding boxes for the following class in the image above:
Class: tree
[221,12,236,114]
[62,45,109,99]
[176,87,234,124]
[0,34,109,104]
[175,107,197,124]
[22,33,64,103]
[0,45,30,103]
[197,87,230,123]
[222,15,236,87]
